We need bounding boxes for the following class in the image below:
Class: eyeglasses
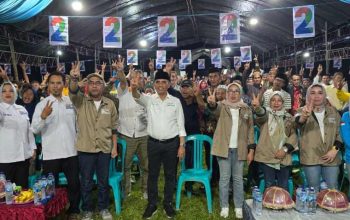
[88,81,103,86]
[227,89,240,94]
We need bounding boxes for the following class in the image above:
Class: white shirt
[135,92,186,140]
[94,100,101,110]
[229,109,239,148]
[32,95,77,160]
[117,87,148,138]
[0,103,36,163]
[314,109,325,142]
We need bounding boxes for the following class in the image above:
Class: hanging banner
[25,64,31,75]
[181,50,192,65]
[179,60,186,70]
[220,12,240,44]
[49,16,69,46]
[80,61,86,72]
[293,5,315,38]
[198,59,205,70]
[156,50,166,65]
[127,49,138,65]
[158,16,177,47]
[211,48,222,64]
[240,46,252,62]
[103,17,122,48]
[156,62,163,70]
[214,63,222,68]
[4,64,11,75]
[234,56,241,67]
[40,64,47,74]
[305,60,314,69]
[333,57,342,69]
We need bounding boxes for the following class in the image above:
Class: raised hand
[253,54,258,62]
[165,57,176,73]
[101,62,107,71]
[300,99,313,122]
[149,58,155,71]
[78,78,88,89]
[299,67,305,75]
[207,88,216,106]
[57,63,65,72]
[19,61,26,70]
[112,57,124,71]
[251,93,261,110]
[317,64,323,74]
[0,66,9,81]
[70,61,80,78]
[192,81,201,97]
[41,101,53,120]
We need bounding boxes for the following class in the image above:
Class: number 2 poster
[49,16,69,45]
[293,5,315,38]
[158,16,177,47]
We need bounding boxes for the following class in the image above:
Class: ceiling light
[303,52,310,58]
[72,1,83,11]
[224,46,231,53]
[139,39,147,47]
[56,50,63,56]
[249,17,258,25]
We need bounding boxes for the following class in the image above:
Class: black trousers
[147,138,179,206]
[0,159,30,188]
[43,156,80,214]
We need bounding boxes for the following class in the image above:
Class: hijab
[0,81,18,105]
[221,82,246,109]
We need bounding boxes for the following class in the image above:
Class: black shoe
[143,204,157,219]
[163,204,176,218]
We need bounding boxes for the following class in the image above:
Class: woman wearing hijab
[296,83,343,192]
[209,82,255,219]
[0,69,36,188]
[16,84,39,123]
[252,91,297,191]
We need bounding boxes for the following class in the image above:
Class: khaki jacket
[297,106,343,166]
[69,91,118,153]
[254,110,297,166]
[211,103,255,160]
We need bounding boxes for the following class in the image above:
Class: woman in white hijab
[252,91,297,191]
[0,69,36,188]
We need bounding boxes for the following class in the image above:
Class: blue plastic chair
[109,138,127,215]
[175,134,213,213]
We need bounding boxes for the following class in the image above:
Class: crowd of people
[0,56,349,220]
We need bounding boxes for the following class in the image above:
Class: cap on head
[154,70,170,81]
[181,79,193,87]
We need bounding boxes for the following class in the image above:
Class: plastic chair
[175,134,213,213]
[109,138,127,215]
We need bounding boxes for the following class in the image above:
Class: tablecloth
[243,199,350,220]
[0,188,68,220]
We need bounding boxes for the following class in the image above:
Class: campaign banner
[80,61,85,72]
[103,17,122,48]
[181,50,192,65]
[25,65,31,75]
[293,5,315,38]
[4,64,11,75]
[156,62,163,70]
[40,64,47,74]
[240,46,252,62]
[49,16,69,45]
[179,60,186,70]
[305,60,314,69]
[333,57,342,69]
[234,56,241,67]
[220,12,240,44]
[211,48,222,64]
[158,16,177,47]
[156,50,166,65]
[127,49,138,65]
[214,63,222,68]
[198,59,205,70]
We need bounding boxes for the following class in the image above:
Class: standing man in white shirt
[32,72,80,219]
[131,70,186,219]
[111,58,149,198]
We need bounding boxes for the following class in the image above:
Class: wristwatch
[283,146,288,153]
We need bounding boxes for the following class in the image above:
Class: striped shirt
[263,89,292,110]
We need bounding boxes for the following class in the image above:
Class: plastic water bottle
[0,172,6,193]
[40,177,47,203]
[320,181,328,190]
[295,187,302,211]
[47,173,55,198]
[255,191,263,215]
[5,180,13,205]
[252,186,259,210]
[300,188,308,213]
[33,181,41,206]
[307,187,316,214]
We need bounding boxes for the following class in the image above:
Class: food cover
[263,186,295,209]
[317,189,350,212]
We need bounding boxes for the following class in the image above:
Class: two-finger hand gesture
[251,93,261,110]
[70,61,80,78]
[207,88,216,106]
[41,101,53,120]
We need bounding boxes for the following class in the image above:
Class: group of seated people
[0,57,349,219]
